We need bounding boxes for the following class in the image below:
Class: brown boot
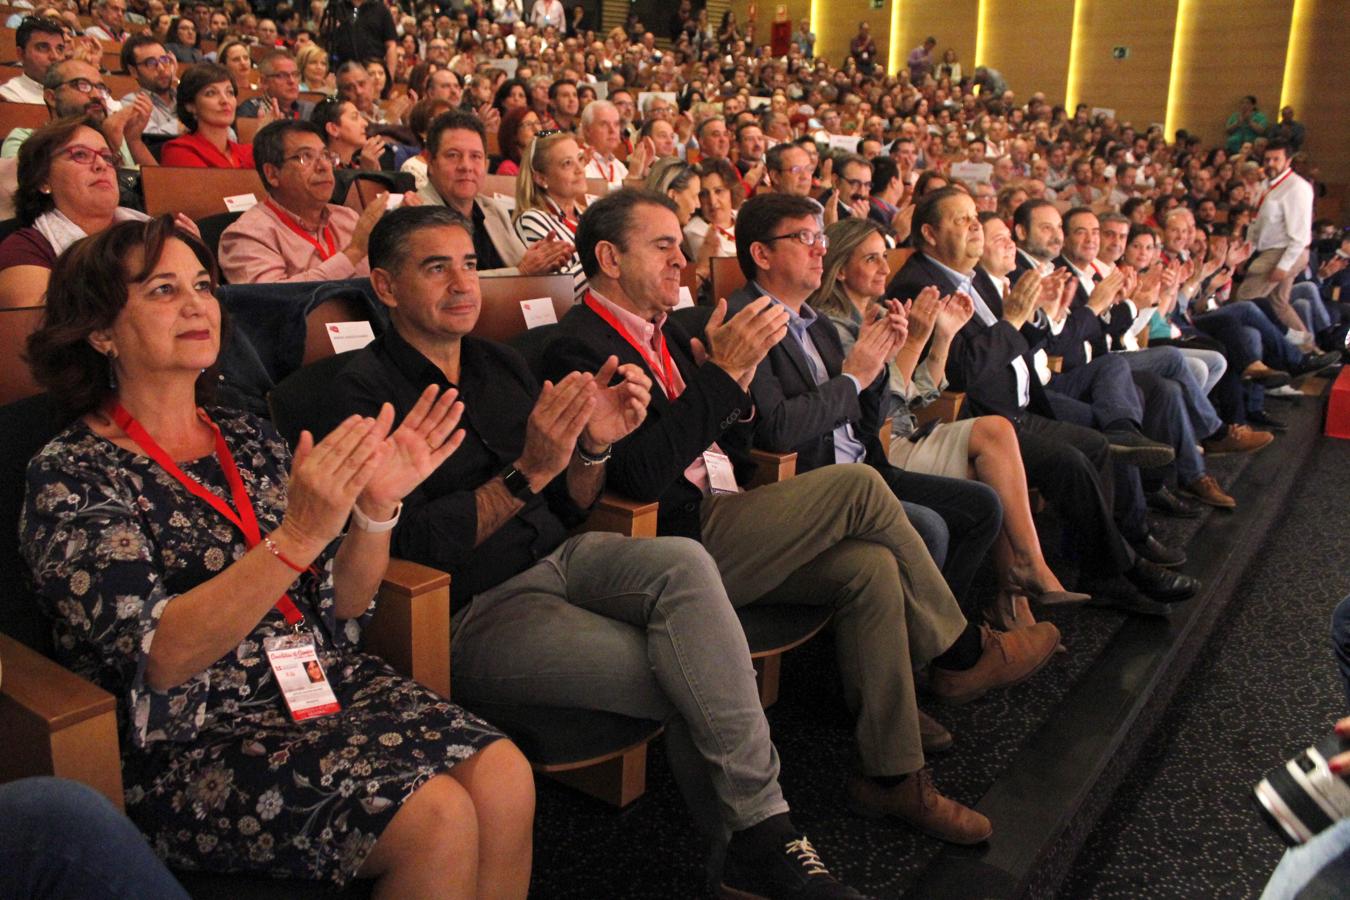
[846,770,993,845]
[1202,423,1274,456]
[1180,474,1237,509]
[918,708,953,753]
[928,623,1060,705]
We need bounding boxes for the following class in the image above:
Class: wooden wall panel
[1281,0,1350,199]
[977,0,1075,106]
[816,3,892,75]
[1167,0,1292,147]
[1070,0,1177,128]
[892,0,979,83]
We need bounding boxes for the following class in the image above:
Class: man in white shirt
[1235,139,1314,335]
[83,0,130,42]
[579,100,629,189]
[0,17,66,104]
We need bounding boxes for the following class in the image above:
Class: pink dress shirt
[217,199,369,284]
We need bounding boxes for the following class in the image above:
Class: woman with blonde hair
[812,217,1088,631]
[295,43,334,94]
[514,131,588,299]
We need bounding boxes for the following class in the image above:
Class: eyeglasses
[134,53,176,69]
[762,230,829,249]
[266,70,300,81]
[55,78,110,96]
[282,148,343,168]
[777,164,811,176]
[58,144,119,168]
[841,177,872,191]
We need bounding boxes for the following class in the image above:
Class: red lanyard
[545,197,578,235]
[583,292,681,399]
[591,150,614,183]
[265,200,338,261]
[715,225,735,242]
[1256,168,1293,211]
[110,403,306,627]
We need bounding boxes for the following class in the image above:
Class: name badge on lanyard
[263,633,341,721]
[703,449,740,494]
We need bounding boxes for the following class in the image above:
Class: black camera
[1254,730,1350,845]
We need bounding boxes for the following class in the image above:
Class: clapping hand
[934,291,975,342]
[358,386,466,515]
[691,296,789,390]
[582,356,653,449]
[905,284,941,344]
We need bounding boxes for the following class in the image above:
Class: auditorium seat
[0,304,42,404]
[709,255,746,303]
[475,272,575,342]
[142,166,267,220]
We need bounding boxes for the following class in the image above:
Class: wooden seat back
[709,255,746,303]
[474,273,575,343]
[0,305,42,405]
[0,102,48,138]
[142,166,266,219]
[886,247,914,279]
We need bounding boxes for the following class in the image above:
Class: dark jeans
[1043,388,1150,542]
[0,777,188,900]
[1334,594,1350,708]
[1151,333,1247,425]
[879,464,1003,608]
[1046,352,1144,427]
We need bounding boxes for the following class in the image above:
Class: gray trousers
[451,531,788,837]
[700,464,968,777]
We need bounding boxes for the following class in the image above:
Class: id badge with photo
[703,450,741,495]
[264,633,341,721]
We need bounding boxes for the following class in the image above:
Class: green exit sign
[870,0,883,8]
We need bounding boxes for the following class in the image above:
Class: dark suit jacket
[725,284,888,473]
[886,251,1052,421]
[541,300,756,540]
[1050,255,1135,362]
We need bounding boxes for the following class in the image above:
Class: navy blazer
[886,251,1052,422]
[725,284,888,473]
[541,300,756,540]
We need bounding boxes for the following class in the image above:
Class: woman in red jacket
[159,63,254,169]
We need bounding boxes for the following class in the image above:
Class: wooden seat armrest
[366,559,452,699]
[0,633,124,809]
[878,417,893,451]
[748,449,797,488]
[577,492,660,538]
[1047,355,1064,374]
[912,391,966,430]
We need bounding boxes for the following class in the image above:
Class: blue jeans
[1292,282,1333,335]
[1122,346,1225,439]
[1261,818,1350,900]
[1334,594,1350,707]
[0,778,188,900]
[1047,352,1144,428]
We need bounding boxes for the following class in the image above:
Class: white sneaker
[1266,384,1302,398]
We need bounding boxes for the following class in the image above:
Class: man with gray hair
[580,99,629,188]
[84,0,130,42]
[238,50,314,120]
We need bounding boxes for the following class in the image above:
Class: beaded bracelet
[263,534,308,573]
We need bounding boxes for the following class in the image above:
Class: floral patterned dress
[19,409,505,887]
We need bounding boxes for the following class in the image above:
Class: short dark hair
[765,141,803,173]
[1012,198,1057,240]
[548,78,577,100]
[253,119,325,182]
[308,96,346,141]
[1121,196,1150,219]
[911,186,964,251]
[576,188,678,279]
[977,210,1003,225]
[1264,138,1292,157]
[734,118,762,143]
[368,205,473,274]
[425,108,487,158]
[119,34,164,74]
[15,115,110,226]
[734,192,822,280]
[870,156,899,194]
[16,16,65,51]
[26,216,220,416]
[176,62,235,131]
[1062,206,1097,233]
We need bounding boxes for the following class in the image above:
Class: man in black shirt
[329,205,867,899]
[328,0,397,79]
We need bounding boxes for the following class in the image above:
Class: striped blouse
[514,206,587,301]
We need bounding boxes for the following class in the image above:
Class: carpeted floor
[1059,431,1350,899]
[524,399,1304,898]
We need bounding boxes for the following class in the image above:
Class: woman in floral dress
[19,217,534,897]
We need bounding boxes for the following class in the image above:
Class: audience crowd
[1,1,1348,897]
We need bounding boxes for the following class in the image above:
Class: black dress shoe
[1247,410,1288,432]
[722,816,869,899]
[1299,350,1342,373]
[1146,486,1202,518]
[1104,427,1176,469]
[1130,533,1187,567]
[1126,558,1199,602]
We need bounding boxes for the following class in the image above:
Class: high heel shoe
[1007,565,1092,606]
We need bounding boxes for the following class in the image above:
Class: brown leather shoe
[1241,361,1291,387]
[1202,423,1274,456]
[1180,474,1237,508]
[918,708,953,753]
[846,770,992,845]
[928,624,1059,705]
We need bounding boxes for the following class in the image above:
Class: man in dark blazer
[544,188,1061,852]
[884,188,1197,608]
[723,191,1003,610]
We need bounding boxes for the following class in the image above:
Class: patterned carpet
[1058,430,1350,898]
[525,393,1321,898]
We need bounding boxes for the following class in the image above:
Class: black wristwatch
[500,465,536,499]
